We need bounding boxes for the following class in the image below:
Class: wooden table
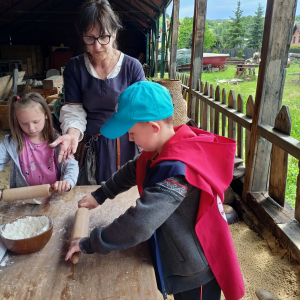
[235,64,259,79]
[0,186,159,300]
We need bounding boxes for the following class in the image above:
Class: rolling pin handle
[49,187,55,193]
[71,252,80,264]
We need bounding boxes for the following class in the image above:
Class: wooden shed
[0,0,171,77]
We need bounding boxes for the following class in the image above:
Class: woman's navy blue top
[63,53,145,182]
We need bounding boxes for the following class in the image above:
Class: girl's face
[15,104,47,140]
[84,23,115,59]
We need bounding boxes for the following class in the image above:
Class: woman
[51,0,145,184]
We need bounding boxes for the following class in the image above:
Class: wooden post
[146,31,149,65]
[187,0,207,120]
[221,88,227,137]
[202,81,209,131]
[228,90,236,140]
[160,2,166,78]
[245,95,254,168]
[242,0,297,200]
[155,20,159,76]
[269,106,291,206]
[214,85,220,135]
[169,0,180,79]
[237,94,244,159]
[209,84,214,133]
[151,26,156,77]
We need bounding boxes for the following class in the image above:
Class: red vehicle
[177,53,230,72]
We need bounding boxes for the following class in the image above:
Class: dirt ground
[0,130,300,300]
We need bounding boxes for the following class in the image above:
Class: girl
[0,92,79,196]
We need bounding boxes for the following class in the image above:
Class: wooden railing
[176,72,300,224]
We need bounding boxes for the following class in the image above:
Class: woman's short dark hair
[77,0,123,50]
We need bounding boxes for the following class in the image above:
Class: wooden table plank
[0,186,159,300]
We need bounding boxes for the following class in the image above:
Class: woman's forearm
[66,128,81,140]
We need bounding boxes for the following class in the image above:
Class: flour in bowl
[1,216,50,240]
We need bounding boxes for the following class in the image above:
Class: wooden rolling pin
[2,184,54,202]
[70,207,90,264]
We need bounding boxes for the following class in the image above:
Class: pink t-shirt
[19,135,58,186]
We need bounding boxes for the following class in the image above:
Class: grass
[159,63,300,207]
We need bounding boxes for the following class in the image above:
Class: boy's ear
[149,121,160,133]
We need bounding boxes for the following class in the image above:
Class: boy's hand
[52,180,71,193]
[65,239,81,261]
[78,194,99,209]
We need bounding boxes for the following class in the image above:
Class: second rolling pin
[70,207,90,264]
[2,184,54,202]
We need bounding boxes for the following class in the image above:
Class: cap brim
[100,115,136,139]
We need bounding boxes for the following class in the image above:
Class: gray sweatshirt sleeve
[91,154,140,204]
[80,176,188,254]
[0,138,11,172]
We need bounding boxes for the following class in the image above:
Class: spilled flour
[1,216,50,240]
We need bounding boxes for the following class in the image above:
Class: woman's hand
[78,194,99,209]
[65,239,81,261]
[50,129,81,163]
[52,180,71,193]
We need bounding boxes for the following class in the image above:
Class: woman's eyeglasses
[83,30,115,46]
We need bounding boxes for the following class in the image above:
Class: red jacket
[136,125,245,300]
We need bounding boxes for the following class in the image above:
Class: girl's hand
[78,194,99,209]
[50,133,79,163]
[65,239,81,261]
[52,180,71,193]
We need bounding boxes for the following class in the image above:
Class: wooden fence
[176,72,300,224]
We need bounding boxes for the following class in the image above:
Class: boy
[65,81,245,300]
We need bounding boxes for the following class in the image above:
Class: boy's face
[128,122,158,152]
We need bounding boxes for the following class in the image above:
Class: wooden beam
[183,86,253,130]
[187,0,207,120]
[155,20,159,75]
[242,0,297,200]
[269,106,291,207]
[169,0,179,79]
[160,2,166,78]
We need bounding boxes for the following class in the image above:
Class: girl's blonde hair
[8,92,55,153]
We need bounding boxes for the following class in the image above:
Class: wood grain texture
[228,90,236,140]
[214,85,220,135]
[245,95,254,168]
[242,0,297,199]
[0,186,159,300]
[222,88,227,137]
[209,84,214,133]
[237,94,244,159]
[202,82,209,131]
[169,0,179,79]
[269,106,291,207]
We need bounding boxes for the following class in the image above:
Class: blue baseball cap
[100,81,173,139]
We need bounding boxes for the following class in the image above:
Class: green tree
[177,17,193,49]
[247,3,264,50]
[178,18,216,49]
[223,1,245,48]
[185,24,216,49]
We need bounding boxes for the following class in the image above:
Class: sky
[167,0,300,20]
